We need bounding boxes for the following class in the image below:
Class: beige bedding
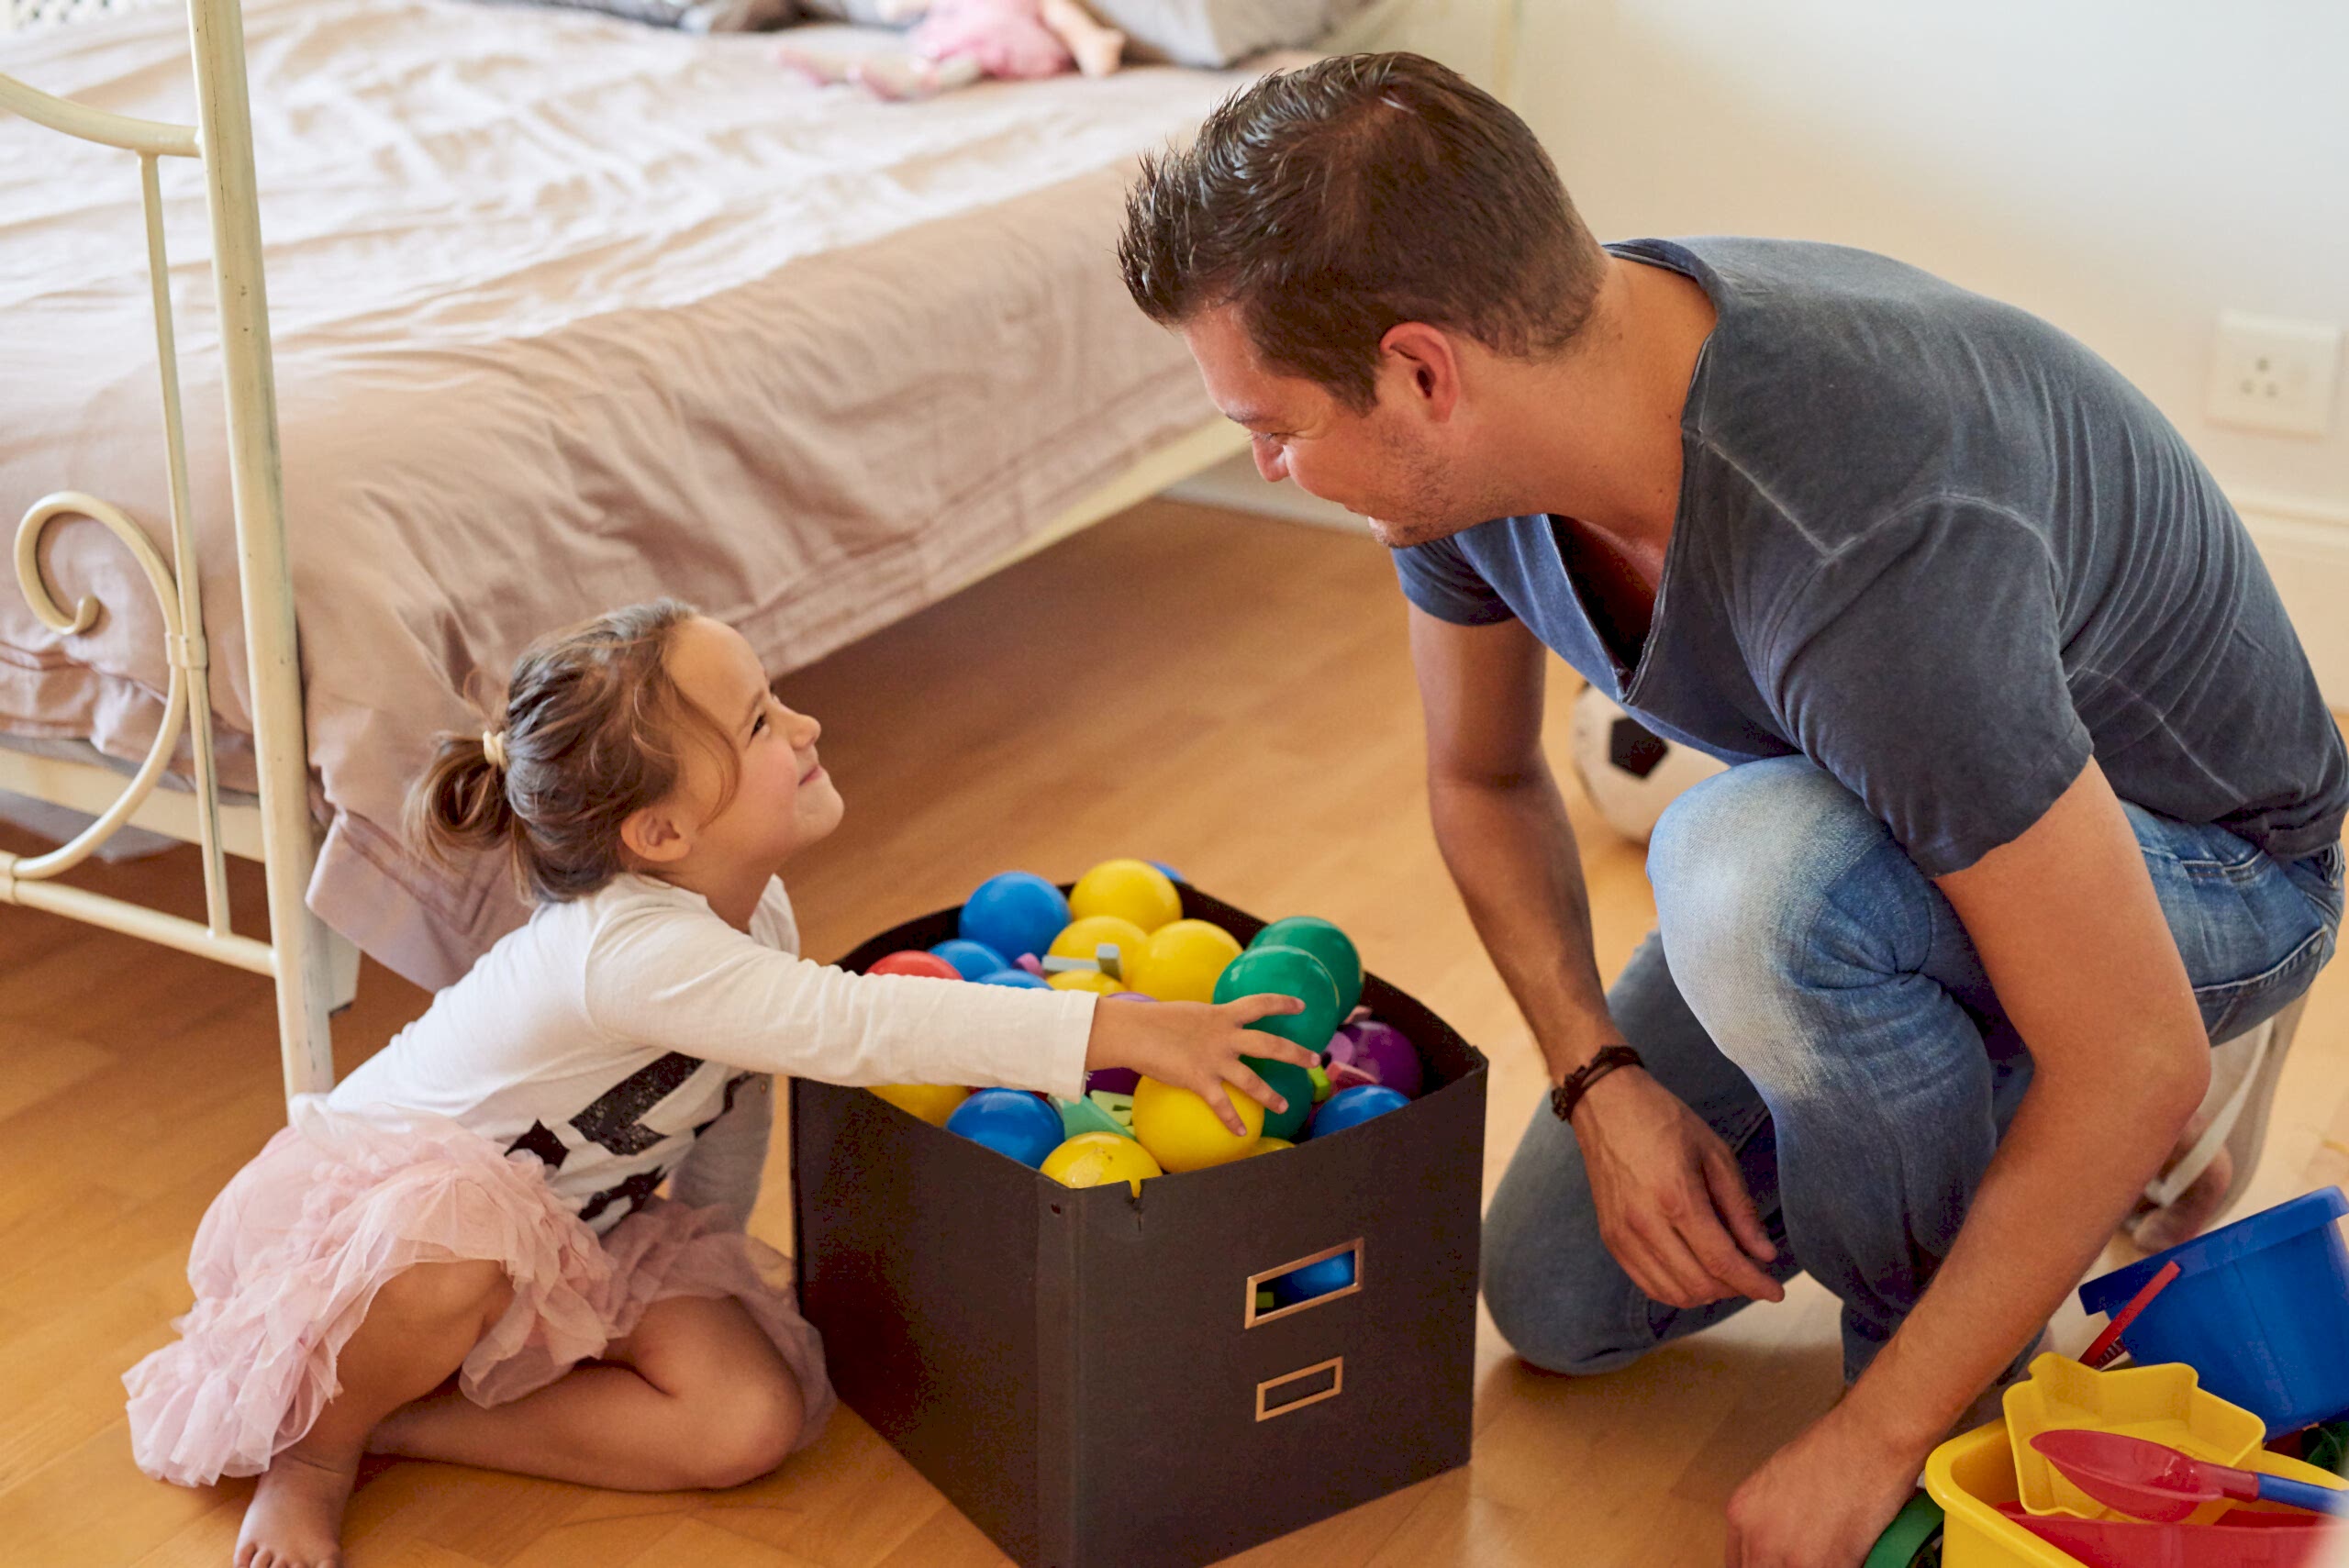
[0,0,1264,986]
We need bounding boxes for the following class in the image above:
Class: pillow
[491,0,795,31]
[793,0,1369,64]
[1085,0,1374,67]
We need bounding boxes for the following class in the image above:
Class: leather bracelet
[1551,1043,1645,1126]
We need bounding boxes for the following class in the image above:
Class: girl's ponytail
[407,729,518,865]
[402,598,728,905]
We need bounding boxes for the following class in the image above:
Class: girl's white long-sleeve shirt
[327,873,1094,1234]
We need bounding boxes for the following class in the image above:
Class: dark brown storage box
[791,885,1487,1568]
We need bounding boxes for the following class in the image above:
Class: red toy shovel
[2032,1430,2349,1524]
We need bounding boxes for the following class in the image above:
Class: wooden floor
[4,499,2344,1567]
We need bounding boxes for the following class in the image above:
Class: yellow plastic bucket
[1923,1418,2340,1566]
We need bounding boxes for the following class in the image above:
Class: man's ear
[1378,322,1464,423]
[621,800,694,866]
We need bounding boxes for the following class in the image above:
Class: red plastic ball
[868,950,963,980]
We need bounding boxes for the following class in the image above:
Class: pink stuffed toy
[780,0,1124,100]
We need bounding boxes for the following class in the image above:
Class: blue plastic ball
[1308,1084,1411,1140]
[945,1087,1067,1168]
[930,939,1008,981]
[960,873,1072,962]
[976,968,1050,989]
[1149,861,1186,884]
[1272,1251,1357,1307]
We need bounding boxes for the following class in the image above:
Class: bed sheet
[0,0,1269,984]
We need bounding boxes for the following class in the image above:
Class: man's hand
[1574,1067,1784,1308]
[1724,1404,1927,1568]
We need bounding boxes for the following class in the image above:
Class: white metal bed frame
[0,2,1254,1103]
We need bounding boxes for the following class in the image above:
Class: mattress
[0,0,1266,984]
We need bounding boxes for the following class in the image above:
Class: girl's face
[657,616,844,873]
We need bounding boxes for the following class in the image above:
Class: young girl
[124,599,1311,1568]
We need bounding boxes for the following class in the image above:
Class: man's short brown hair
[1119,52,1607,410]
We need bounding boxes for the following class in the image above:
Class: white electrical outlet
[2206,311,2342,438]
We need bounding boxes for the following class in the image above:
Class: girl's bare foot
[235,1447,359,1568]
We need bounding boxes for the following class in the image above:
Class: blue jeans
[1482,757,2344,1384]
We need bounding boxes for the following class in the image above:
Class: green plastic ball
[1213,944,1341,1054]
[1251,916,1363,1018]
[1245,1055,1317,1141]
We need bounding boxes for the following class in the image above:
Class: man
[1117,52,2346,1568]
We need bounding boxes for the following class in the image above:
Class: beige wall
[1179,0,2349,694]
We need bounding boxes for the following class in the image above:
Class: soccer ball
[1567,686,1727,843]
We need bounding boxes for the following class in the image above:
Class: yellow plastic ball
[1047,969,1126,995]
[1041,1131,1164,1196]
[1131,1074,1264,1172]
[1070,858,1184,933]
[869,1084,970,1126]
[1244,1136,1295,1156]
[1129,919,1243,1003]
[1048,915,1151,987]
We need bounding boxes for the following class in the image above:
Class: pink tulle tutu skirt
[123,1097,835,1486]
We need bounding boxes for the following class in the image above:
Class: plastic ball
[1247,1136,1295,1156]
[1129,919,1243,1003]
[1131,1075,1264,1172]
[1212,945,1341,1054]
[976,968,1050,990]
[960,872,1072,962]
[1041,1131,1163,1196]
[1245,1055,1316,1141]
[869,1084,969,1126]
[868,949,961,981]
[1251,916,1364,1018]
[1047,969,1126,995]
[945,1088,1068,1168]
[1048,915,1151,985]
[1308,1084,1410,1140]
[1271,1251,1356,1306]
[1150,862,1186,884]
[1085,1065,1141,1096]
[1331,1019,1423,1100]
[930,939,1008,980]
[1068,859,1184,934]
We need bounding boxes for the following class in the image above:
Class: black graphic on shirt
[578,1164,669,1226]
[570,1051,703,1156]
[507,1119,570,1170]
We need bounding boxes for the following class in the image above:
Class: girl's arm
[584,898,1316,1126]
[667,1073,772,1231]
[586,899,1096,1097]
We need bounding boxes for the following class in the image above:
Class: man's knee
[1647,758,1932,1077]
[1481,1167,1652,1377]
[1481,1252,1651,1377]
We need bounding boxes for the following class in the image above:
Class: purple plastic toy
[1330,1019,1422,1100]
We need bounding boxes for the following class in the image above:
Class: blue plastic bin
[2080,1186,2349,1436]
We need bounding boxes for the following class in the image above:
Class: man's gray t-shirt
[1395,238,2347,877]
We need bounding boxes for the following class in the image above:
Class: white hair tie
[482,730,509,771]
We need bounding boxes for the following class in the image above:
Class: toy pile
[1865,1186,2349,1568]
[861,860,1430,1216]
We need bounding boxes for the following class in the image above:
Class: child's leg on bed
[239,1259,512,1568]
[368,1295,803,1492]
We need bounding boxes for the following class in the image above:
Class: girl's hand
[1085,995,1319,1134]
